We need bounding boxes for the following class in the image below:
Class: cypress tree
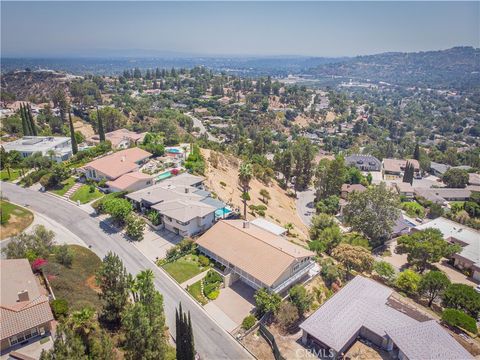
[27,104,38,136]
[187,311,195,360]
[68,110,78,154]
[20,104,29,135]
[175,303,195,360]
[413,144,420,160]
[96,106,106,142]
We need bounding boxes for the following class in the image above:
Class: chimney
[243,221,249,229]
[17,290,29,302]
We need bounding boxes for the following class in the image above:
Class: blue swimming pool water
[167,148,181,153]
[215,208,232,218]
[156,171,172,181]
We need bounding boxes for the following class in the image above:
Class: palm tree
[238,162,253,220]
[68,307,97,351]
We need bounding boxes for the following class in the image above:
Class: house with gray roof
[300,276,472,360]
[345,154,381,172]
[1,136,72,162]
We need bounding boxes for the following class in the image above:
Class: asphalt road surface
[1,182,251,360]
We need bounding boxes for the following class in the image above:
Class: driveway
[205,281,256,333]
[133,227,182,262]
[296,189,315,226]
[1,182,252,360]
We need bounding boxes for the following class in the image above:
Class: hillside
[308,46,480,90]
[201,149,309,242]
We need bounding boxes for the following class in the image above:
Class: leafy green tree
[122,270,169,360]
[319,258,345,287]
[419,271,451,307]
[442,168,469,188]
[343,183,400,247]
[259,189,271,204]
[55,244,73,267]
[3,225,55,261]
[176,303,195,360]
[373,261,396,283]
[125,214,146,241]
[103,198,133,225]
[254,288,282,316]
[441,309,477,333]
[96,252,129,328]
[315,195,340,215]
[309,223,342,254]
[239,162,253,219]
[292,137,315,193]
[442,283,480,318]
[288,285,312,316]
[40,324,87,360]
[309,213,336,240]
[396,229,461,273]
[395,269,421,296]
[331,243,374,273]
[315,156,346,199]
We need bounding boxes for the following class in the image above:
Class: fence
[259,322,286,360]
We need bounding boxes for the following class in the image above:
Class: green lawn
[44,245,103,312]
[70,185,103,204]
[0,200,34,239]
[162,254,205,283]
[50,177,77,196]
[0,168,22,182]
[187,280,208,305]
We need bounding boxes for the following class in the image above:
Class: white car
[475,284,480,294]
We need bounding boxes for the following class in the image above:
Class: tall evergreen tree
[413,144,420,160]
[175,303,195,360]
[96,106,106,142]
[20,104,30,135]
[402,162,414,185]
[27,104,38,136]
[69,110,78,154]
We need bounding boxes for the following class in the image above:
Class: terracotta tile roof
[196,220,314,287]
[83,147,151,179]
[106,171,152,191]
[1,295,54,339]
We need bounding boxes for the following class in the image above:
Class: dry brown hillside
[201,148,309,242]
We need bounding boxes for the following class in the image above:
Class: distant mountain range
[1,47,478,90]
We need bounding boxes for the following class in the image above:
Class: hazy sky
[1,1,479,57]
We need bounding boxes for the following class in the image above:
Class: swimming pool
[215,207,232,218]
[156,171,172,181]
[167,148,182,154]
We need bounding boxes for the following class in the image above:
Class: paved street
[1,182,252,360]
[296,189,316,226]
[187,113,221,142]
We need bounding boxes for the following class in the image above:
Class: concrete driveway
[205,281,256,333]
[133,227,182,262]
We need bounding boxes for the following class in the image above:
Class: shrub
[1,210,10,225]
[51,299,69,319]
[204,269,222,285]
[207,290,219,300]
[442,308,478,333]
[125,214,146,241]
[276,301,299,331]
[395,269,421,296]
[442,283,480,318]
[198,255,210,267]
[220,181,227,187]
[242,315,256,330]
[147,210,161,226]
[55,244,73,267]
[203,282,218,297]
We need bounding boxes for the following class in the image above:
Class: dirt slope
[201,149,309,242]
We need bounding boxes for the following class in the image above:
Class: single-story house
[126,173,227,236]
[340,184,366,199]
[395,182,415,199]
[414,188,471,205]
[81,147,152,182]
[469,173,480,186]
[430,162,450,177]
[88,128,146,149]
[0,259,54,354]
[1,136,72,162]
[345,154,381,172]
[382,158,420,180]
[413,217,480,281]
[106,171,153,193]
[300,276,472,360]
[196,220,315,294]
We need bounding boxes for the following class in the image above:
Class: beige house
[88,128,146,149]
[0,259,54,354]
[382,158,420,180]
[340,183,366,199]
[106,171,153,193]
[196,220,315,293]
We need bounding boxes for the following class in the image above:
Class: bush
[51,299,69,319]
[395,269,421,296]
[442,283,480,318]
[442,308,478,333]
[276,301,299,331]
[55,244,73,267]
[206,290,219,300]
[203,282,218,297]
[198,255,210,267]
[1,210,10,225]
[125,214,146,241]
[242,315,256,330]
[204,269,222,285]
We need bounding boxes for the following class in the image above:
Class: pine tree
[69,110,78,154]
[413,144,420,160]
[176,303,195,360]
[96,106,106,142]
[27,104,38,136]
[20,104,30,135]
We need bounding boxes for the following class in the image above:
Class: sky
[1,1,479,58]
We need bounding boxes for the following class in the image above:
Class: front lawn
[162,254,206,283]
[187,280,208,305]
[44,245,103,312]
[50,177,76,196]
[70,185,103,204]
[0,168,22,182]
[0,200,34,239]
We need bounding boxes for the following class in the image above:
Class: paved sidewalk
[204,302,238,333]
[181,269,210,289]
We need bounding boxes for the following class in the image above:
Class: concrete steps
[64,182,82,199]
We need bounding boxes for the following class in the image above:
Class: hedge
[242,315,256,330]
[442,308,477,333]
